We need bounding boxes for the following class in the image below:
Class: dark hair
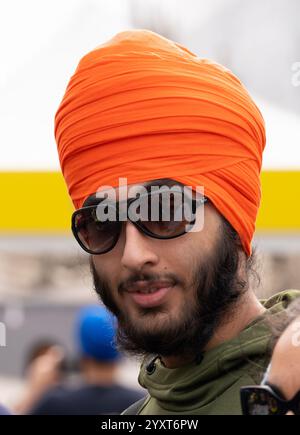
[25,340,59,368]
[23,340,67,376]
[221,216,260,291]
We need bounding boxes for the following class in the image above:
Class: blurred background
[0,0,299,411]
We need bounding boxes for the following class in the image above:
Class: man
[54,29,299,414]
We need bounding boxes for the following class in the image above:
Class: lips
[125,281,173,293]
[124,281,174,308]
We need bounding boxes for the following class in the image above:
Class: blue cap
[76,305,119,362]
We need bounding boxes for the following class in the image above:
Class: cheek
[170,221,213,263]
[158,235,201,279]
[92,254,120,288]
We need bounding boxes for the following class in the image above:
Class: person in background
[23,340,67,375]
[14,341,66,414]
[26,305,145,415]
[241,297,300,415]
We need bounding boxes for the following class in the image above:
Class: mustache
[118,272,181,294]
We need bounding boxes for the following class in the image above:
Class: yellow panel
[0,171,299,232]
[0,172,73,233]
[257,171,300,230]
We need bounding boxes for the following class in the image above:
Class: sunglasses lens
[139,191,198,238]
[242,388,281,415]
[143,219,188,237]
[73,209,120,254]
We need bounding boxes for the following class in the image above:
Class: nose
[120,221,159,272]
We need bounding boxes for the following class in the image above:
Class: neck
[82,360,117,385]
[161,289,266,369]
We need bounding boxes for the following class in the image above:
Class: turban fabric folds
[55,30,266,256]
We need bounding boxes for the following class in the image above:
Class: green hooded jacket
[123,290,300,415]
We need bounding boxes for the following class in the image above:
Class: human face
[90,179,244,358]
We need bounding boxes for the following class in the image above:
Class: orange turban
[55,29,266,256]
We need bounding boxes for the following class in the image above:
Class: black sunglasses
[71,190,208,255]
[240,383,300,415]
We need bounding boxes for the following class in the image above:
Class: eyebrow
[143,178,179,188]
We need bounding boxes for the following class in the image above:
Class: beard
[90,219,248,361]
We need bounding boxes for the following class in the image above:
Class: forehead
[83,178,184,206]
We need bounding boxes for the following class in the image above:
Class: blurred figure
[26,305,145,415]
[241,297,300,415]
[24,339,67,375]
[14,341,66,414]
